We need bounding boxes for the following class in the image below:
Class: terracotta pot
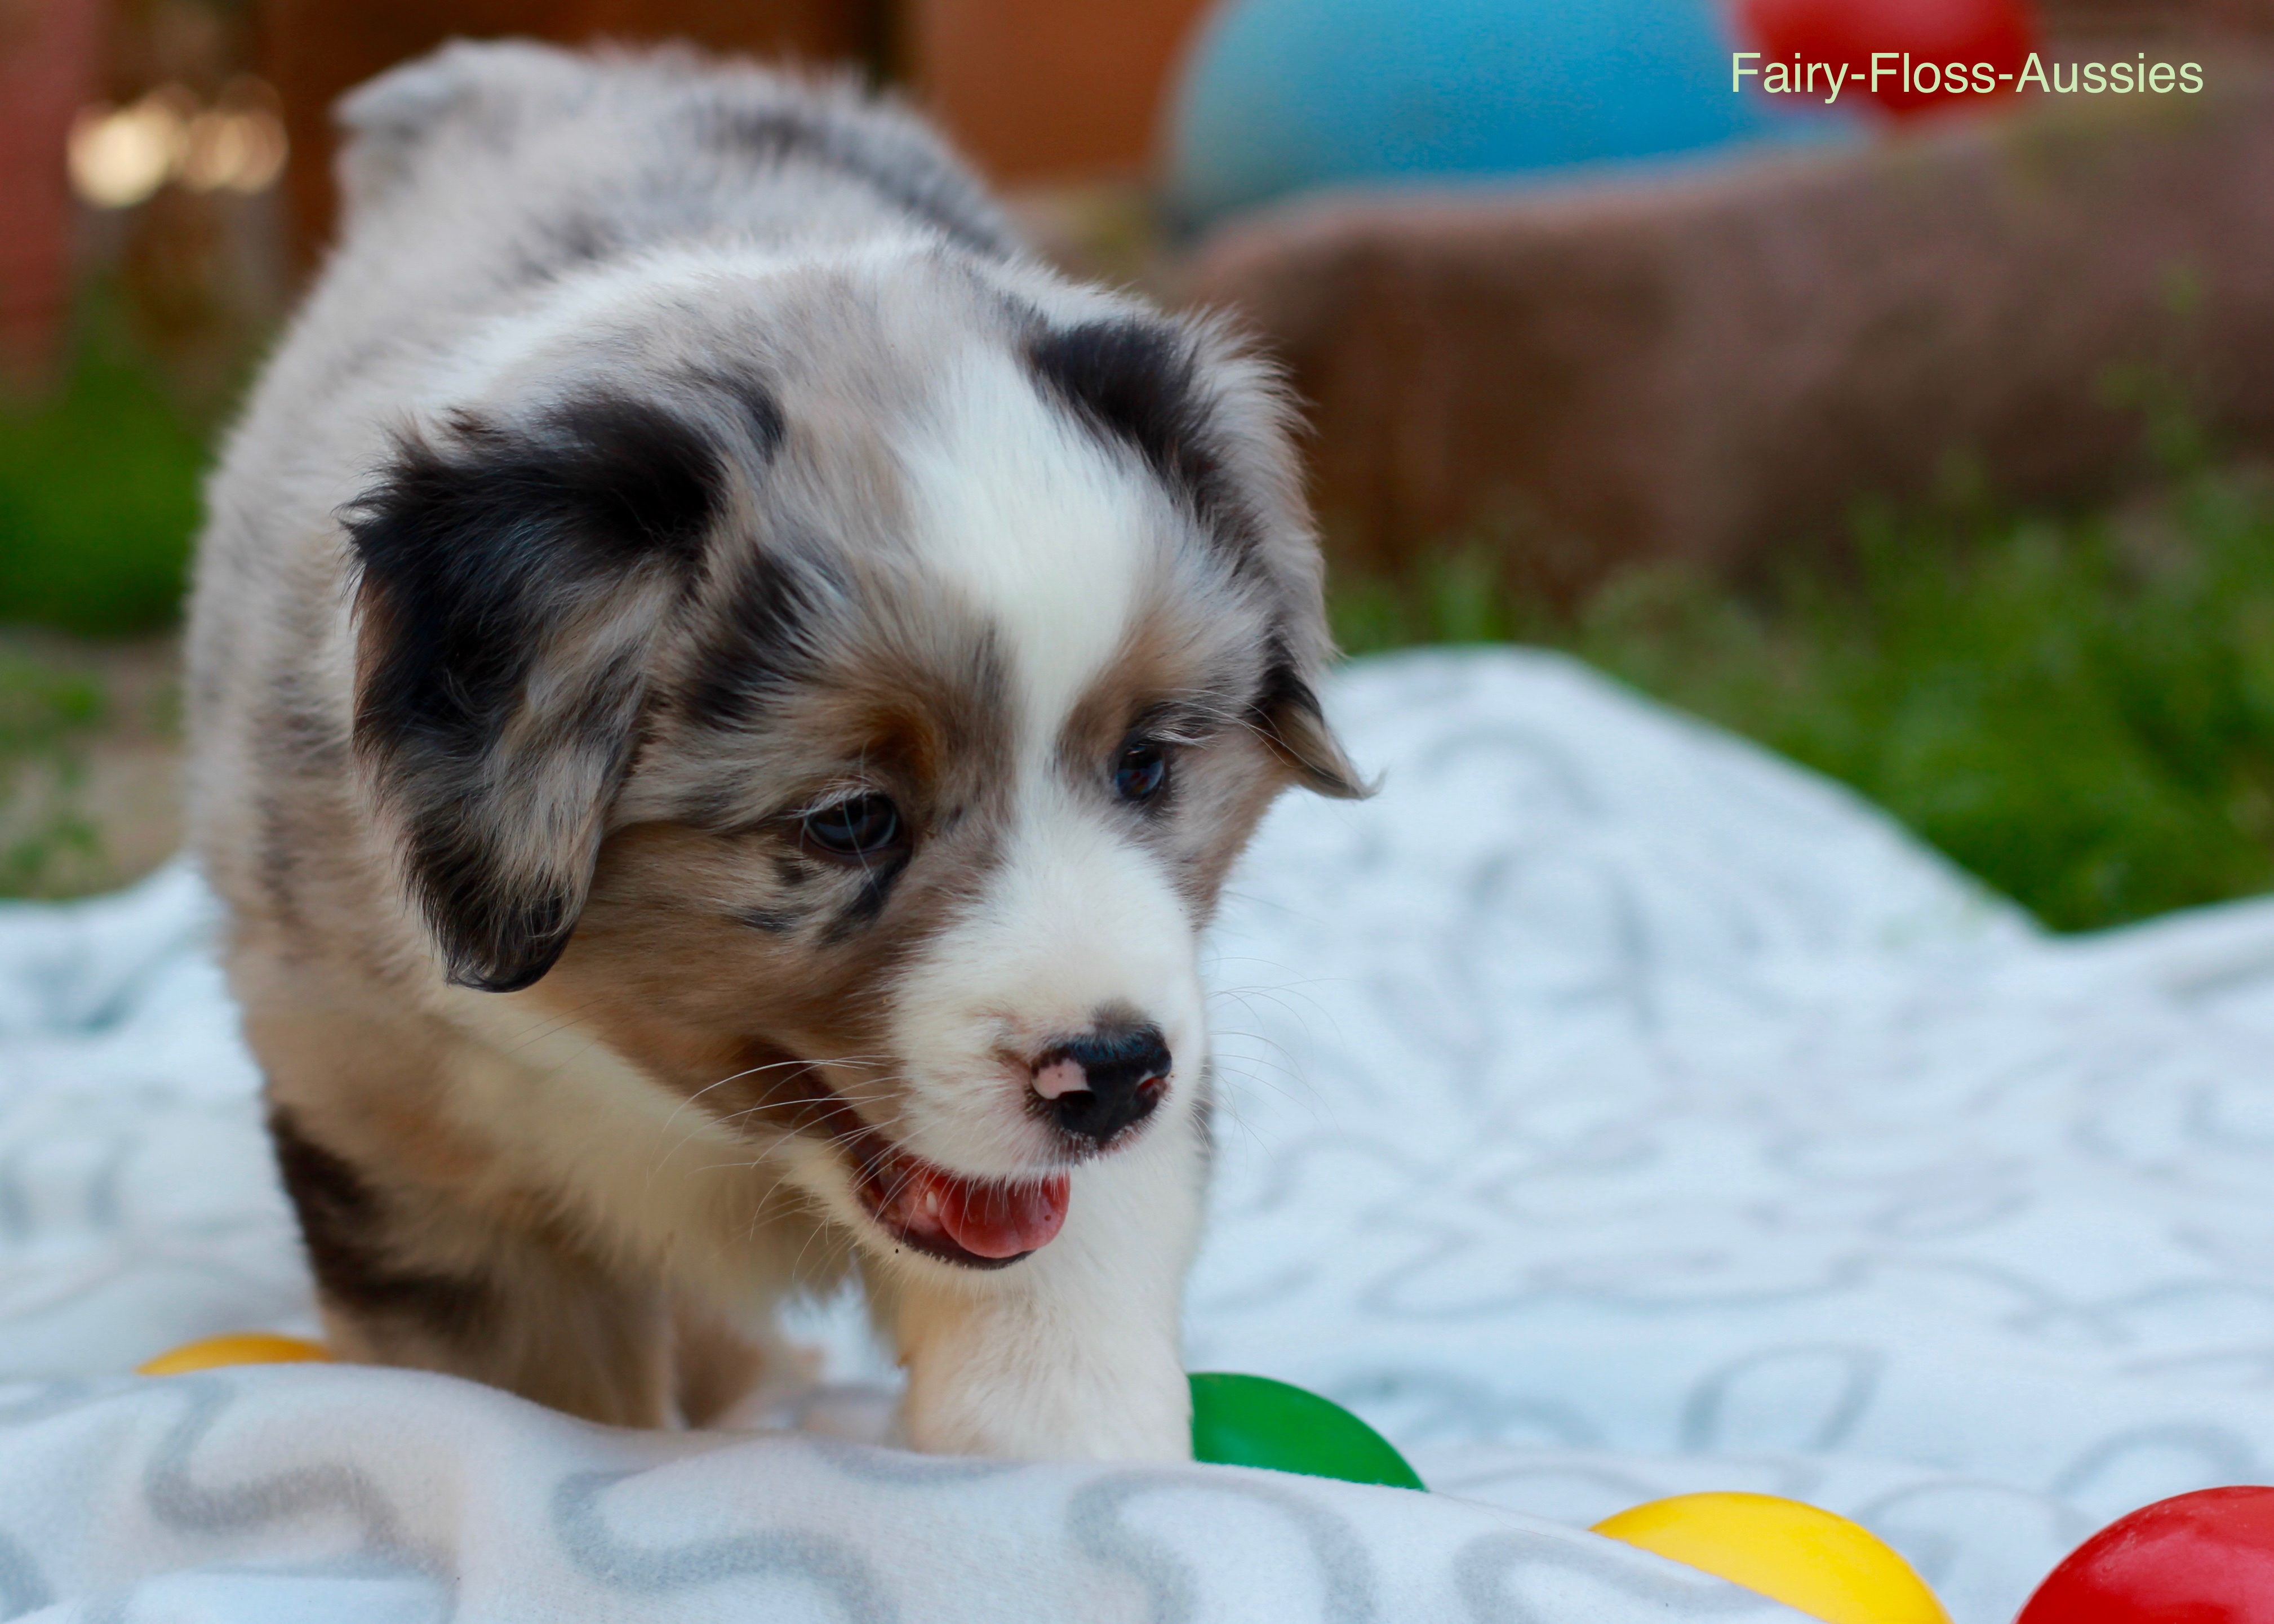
[908,0,1218,183]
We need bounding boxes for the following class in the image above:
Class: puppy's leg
[269,1105,676,1429]
[672,1299,778,1427]
[877,1123,1205,1461]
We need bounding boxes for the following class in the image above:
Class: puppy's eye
[1113,744,1168,804]
[801,793,902,858]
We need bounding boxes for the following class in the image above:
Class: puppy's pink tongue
[932,1172,1070,1258]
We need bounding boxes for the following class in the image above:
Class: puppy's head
[347,247,1362,1269]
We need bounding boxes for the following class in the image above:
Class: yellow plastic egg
[137,1332,333,1376]
[1591,1492,1950,1624]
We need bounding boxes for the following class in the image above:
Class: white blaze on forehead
[889,346,1198,1174]
[900,345,1154,750]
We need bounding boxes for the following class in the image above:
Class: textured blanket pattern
[6,647,2274,1621]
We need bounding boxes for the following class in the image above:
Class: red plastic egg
[2015,1486,2274,1623]
[1735,0,2040,119]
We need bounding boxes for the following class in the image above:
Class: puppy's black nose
[1034,1025,1171,1145]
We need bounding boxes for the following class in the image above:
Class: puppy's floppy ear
[346,391,750,991]
[1251,637,1370,800]
[1028,310,1370,800]
[1168,318,1372,800]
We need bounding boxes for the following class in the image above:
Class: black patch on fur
[353,394,723,738]
[1026,319,1262,563]
[347,390,745,991]
[730,379,787,462]
[685,368,787,469]
[682,545,825,729]
[734,905,807,934]
[698,106,1011,259]
[1249,642,1314,733]
[268,1106,492,1336]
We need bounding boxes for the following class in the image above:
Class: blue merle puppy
[185,40,1361,1458]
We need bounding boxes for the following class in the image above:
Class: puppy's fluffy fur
[186,41,1361,1460]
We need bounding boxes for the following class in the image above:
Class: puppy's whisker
[650,1056,892,1178]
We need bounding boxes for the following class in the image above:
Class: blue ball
[1165,0,1851,229]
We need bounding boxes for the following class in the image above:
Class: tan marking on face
[529,595,1021,1163]
[1056,585,1299,921]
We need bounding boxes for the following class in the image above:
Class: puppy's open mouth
[849,1129,1069,1269]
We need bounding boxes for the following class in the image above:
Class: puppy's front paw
[903,1351,1192,1462]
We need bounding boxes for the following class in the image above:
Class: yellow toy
[1592,1492,1949,1624]
[136,1332,332,1376]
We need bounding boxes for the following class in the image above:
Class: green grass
[0,333,207,637]
[0,655,109,897]
[0,322,203,897]
[3,313,2271,929]
[1333,466,2274,932]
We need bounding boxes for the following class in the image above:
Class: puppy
[185,41,1361,1460]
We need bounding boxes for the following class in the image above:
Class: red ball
[2016,1486,2274,1623]
[1735,0,2040,119]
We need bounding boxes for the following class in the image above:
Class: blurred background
[6,0,2274,930]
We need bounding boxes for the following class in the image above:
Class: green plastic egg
[1188,1371,1425,1490]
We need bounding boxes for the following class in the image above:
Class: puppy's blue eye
[1114,744,1167,804]
[802,793,901,857]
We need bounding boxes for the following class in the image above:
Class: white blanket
[7,647,2274,1622]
